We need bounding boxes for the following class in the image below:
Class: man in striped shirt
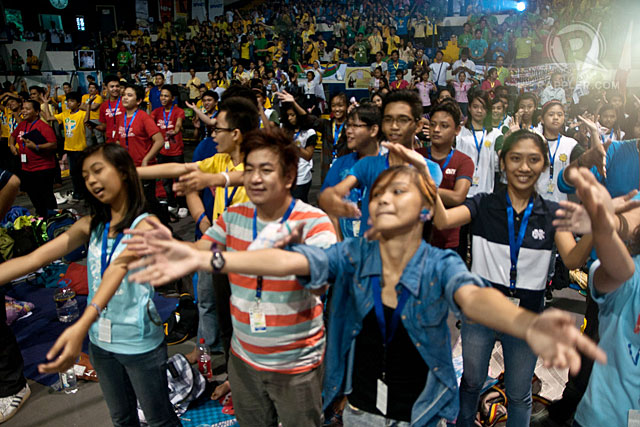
[201,128,336,426]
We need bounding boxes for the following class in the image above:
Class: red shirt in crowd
[12,119,57,172]
[417,148,474,249]
[116,109,161,166]
[99,97,126,143]
[151,106,185,157]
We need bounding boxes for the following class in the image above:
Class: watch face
[50,0,69,9]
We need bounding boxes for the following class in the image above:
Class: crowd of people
[0,0,639,426]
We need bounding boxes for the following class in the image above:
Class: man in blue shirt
[386,50,408,83]
[469,29,488,63]
[149,73,165,111]
[318,90,442,233]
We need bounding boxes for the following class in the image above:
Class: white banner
[208,0,224,19]
[135,0,149,23]
[191,0,207,21]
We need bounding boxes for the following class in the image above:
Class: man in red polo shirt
[116,84,167,221]
[9,100,58,217]
[98,75,125,143]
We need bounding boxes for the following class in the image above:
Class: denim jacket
[291,238,485,427]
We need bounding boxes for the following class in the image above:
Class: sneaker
[54,192,69,205]
[177,208,189,218]
[167,205,178,215]
[0,384,31,424]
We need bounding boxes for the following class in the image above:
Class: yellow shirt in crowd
[197,154,248,219]
[81,94,103,120]
[54,109,87,151]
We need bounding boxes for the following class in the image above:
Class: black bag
[164,293,199,345]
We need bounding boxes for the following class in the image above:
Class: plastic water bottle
[197,338,213,382]
[54,287,79,323]
[59,366,78,394]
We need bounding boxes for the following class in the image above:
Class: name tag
[547,181,555,194]
[376,379,388,415]
[164,140,170,150]
[249,305,267,333]
[21,154,27,163]
[472,175,480,186]
[98,317,111,343]
[507,297,520,307]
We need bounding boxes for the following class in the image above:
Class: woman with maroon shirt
[9,100,57,217]
[151,85,186,216]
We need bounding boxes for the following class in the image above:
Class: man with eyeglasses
[318,90,443,235]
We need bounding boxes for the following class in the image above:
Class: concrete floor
[4,146,587,426]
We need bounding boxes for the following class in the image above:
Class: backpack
[46,210,87,262]
[0,228,14,262]
[136,353,206,424]
[1,206,31,227]
[164,293,199,346]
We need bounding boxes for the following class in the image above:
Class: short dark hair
[349,103,381,128]
[218,96,259,134]
[62,82,71,87]
[220,84,258,108]
[241,128,299,189]
[202,90,219,101]
[104,75,120,85]
[382,89,422,120]
[125,84,145,101]
[88,82,99,89]
[28,85,44,94]
[515,92,539,110]
[154,72,165,78]
[499,129,549,169]
[430,99,462,127]
[161,84,177,98]
[465,90,493,130]
[66,91,82,103]
[24,99,41,113]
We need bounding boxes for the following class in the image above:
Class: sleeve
[40,122,56,142]
[347,155,370,184]
[95,95,103,105]
[202,211,228,246]
[99,103,106,123]
[303,131,318,149]
[289,242,343,288]
[321,158,343,191]
[587,259,636,307]
[462,192,484,219]
[54,112,64,124]
[301,213,337,249]
[197,156,217,173]
[436,249,486,317]
[143,113,161,137]
[10,124,20,139]
[177,108,186,119]
[425,158,443,187]
[455,152,474,182]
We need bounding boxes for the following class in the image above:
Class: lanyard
[470,124,485,166]
[371,275,411,380]
[224,168,239,208]
[162,105,174,130]
[506,193,534,291]
[547,136,561,179]
[101,222,125,277]
[108,97,121,125]
[601,128,614,144]
[123,109,138,148]
[427,148,454,172]
[498,115,506,129]
[253,198,296,300]
[332,121,344,159]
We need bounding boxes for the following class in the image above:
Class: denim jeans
[89,341,181,427]
[343,403,411,427]
[196,270,222,353]
[457,320,537,427]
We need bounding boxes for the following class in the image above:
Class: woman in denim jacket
[128,150,605,427]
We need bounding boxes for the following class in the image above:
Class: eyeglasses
[345,122,370,130]
[212,126,235,134]
[382,116,416,126]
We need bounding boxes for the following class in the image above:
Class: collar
[491,187,547,215]
[359,240,427,298]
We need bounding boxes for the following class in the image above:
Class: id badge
[628,409,640,426]
[352,219,361,237]
[111,130,116,139]
[20,154,27,163]
[249,305,267,333]
[507,297,520,307]
[472,175,480,186]
[547,181,555,194]
[164,140,170,150]
[376,379,388,415]
[98,317,111,343]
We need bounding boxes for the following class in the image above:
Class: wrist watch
[210,243,225,272]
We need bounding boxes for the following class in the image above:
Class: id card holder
[352,219,361,237]
[547,181,555,194]
[98,317,111,343]
[20,154,27,163]
[472,175,480,186]
[376,379,388,415]
[507,297,520,307]
[628,409,640,426]
[249,304,267,333]
[164,140,170,150]
[111,130,116,139]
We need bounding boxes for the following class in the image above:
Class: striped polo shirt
[203,199,336,374]
[464,189,559,309]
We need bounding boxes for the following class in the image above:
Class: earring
[419,208,432,222]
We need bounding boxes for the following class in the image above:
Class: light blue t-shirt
[87,213,164,354]
[322,152,365,238]
[575,256,640,427]
[348,153,443,234]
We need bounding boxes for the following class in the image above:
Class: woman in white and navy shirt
[281,100,317,202]
[433,130,593,427]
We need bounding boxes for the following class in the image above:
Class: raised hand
[123,217,172,256]
[127,239,204,286]
[381,141,430,173]
[174,164,214,195]
[577,114,598,135]
[525,308,606,375]
[185,100,197,110]
[276,90,295,104]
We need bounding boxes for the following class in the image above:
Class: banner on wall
[159,0,173,23]
[135,0,149,23]
[344,67,372,90]
[208,0,224,19]
[175,0,188,19]
[191,0,207,21]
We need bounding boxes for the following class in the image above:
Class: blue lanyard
[101,222,125,277]
[498,115,506,129]
[470,124,485,166]
[371,275,411,380]
[547,136,561,179]
[108,98,121,124]
[224,167,239,208]
[210,110,218,119]
[427,148,454,172]
[601,128,614,144]
[252,198,296,300]
[123,110,138,148]
[162,105,174,130]
[293,130,301,142]
[506,193,534,291]
[332,121,344,159]
[385,152,390,168]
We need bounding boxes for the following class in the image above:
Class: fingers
[617,200,640,215]
[574,331,607,366]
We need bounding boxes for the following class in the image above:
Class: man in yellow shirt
[186,68,201,102]
[0,95,21,173]
[386,27,400,56]
[55,82,72,112]
[368,28,383,61]
[41,91,87,201]
[81,82,104,145]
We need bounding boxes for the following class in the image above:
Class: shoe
[54,192,69,205]
[177,208,189,218]
[167,205,178,215]
[0,384,31,424]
